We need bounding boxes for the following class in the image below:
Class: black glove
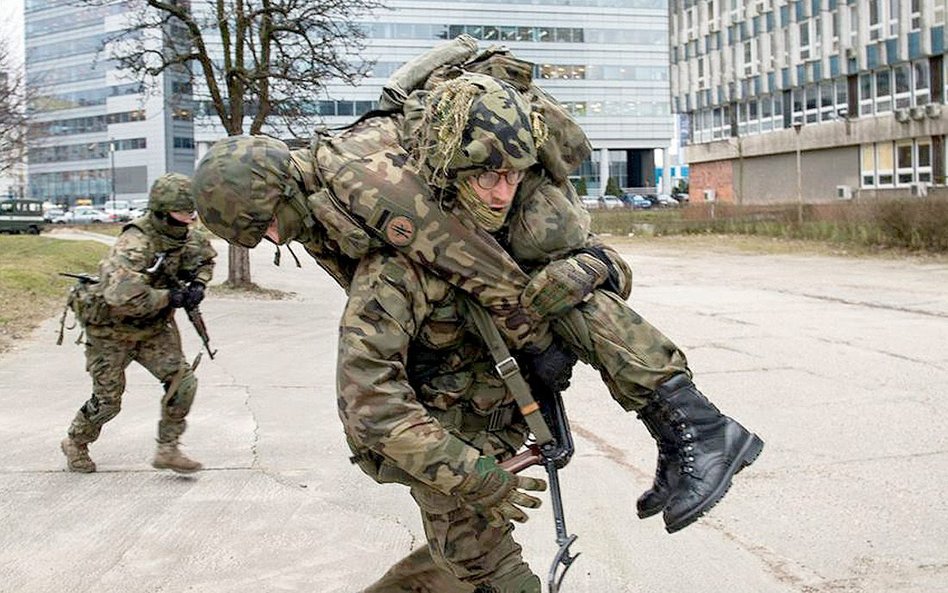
[168,287,187,309]
[519,341,579,394]
[576,246,622,295]
[184,282,205,310]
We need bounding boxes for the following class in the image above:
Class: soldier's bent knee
[81,395,121,424]
[164,372,197,413]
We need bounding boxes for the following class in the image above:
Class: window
[743,39,757,76]
[868,0,882,41]
[877,143,894,185]
[761,95,774,132]
[913,60,930,105]
[748,98,759,134]
[831,11,840,53]
[910,0,921,31]
[887,0,900,38]
[894,64,912,109]
[859,73,874,115]
[836,78,849,117]
[875,69,892,113]
[897,141,915,185]
[848,4,858,48]
[805,84,819,123]
[862,145,876,186]
[799,20,811,60]
[820,81,835,121]
[792,87,805,124]
[918,140,932,183]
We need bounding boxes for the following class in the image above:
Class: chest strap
[459,294,553,445]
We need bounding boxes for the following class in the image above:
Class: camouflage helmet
[148,173,195,213]
[415,72,547,187]
[191,135,294,248]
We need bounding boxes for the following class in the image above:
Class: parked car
[52,207,113,224]
[102,200,134,221]
[654,194,681,208]
[621,194,652,210]
[601,195,624,209]
[580,196,602,210]
[43,207,66,222]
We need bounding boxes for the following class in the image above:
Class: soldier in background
[60,173,216,474]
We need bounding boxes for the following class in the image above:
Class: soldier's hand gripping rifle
[501,382,579,593]
[151,252,217,359]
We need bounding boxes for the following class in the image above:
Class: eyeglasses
[475,169,525,190]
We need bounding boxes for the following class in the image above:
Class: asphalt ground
[1,232,946,593]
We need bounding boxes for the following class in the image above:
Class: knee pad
[81,394,121,424]
[164,372,197,420]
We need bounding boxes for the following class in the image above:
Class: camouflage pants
[67,320,196,446]
[553,289,690,411]
[360,481,537,593]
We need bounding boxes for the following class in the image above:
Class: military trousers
[552,289,690,411]
[360,481,537,593]
[68,320,196,445]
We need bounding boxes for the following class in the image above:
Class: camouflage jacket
[338,250,529,496]
[88,215,216,332]
[289,115,631,342]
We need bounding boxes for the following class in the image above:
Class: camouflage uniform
[61,174,216,474]
[340,251,542,592]
[193,42,761,551]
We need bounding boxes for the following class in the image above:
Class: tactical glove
[184,282,205,309]
[457,456,546,527]
[168,287,188,309]
[520,340,579,394]
[521,253,609,321]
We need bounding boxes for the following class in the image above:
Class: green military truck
[0,198,46,234]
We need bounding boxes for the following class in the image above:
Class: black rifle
[501,385,579,593]
[147,253,217,359]
[59,272,99,284]
[184,300,216,359]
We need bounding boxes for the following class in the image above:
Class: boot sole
[61,440,96,473]
[152,462,202,475]
[664,434,764,534]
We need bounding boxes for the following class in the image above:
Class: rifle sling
[459,295,553,446]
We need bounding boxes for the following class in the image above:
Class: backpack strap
[458,294,553,445]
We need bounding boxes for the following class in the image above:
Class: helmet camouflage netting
[191,135,294,248]
[415,72,547,187]
[148,173,195,213]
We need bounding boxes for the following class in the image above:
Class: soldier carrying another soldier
[192,39,763,592]
[60,173,216,474]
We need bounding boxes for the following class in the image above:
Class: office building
[24,0,195,206]
[193,0,674,195]
[670,0,948,204]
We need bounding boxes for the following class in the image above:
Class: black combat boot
[635,400,680,518]
[654,374,764,534]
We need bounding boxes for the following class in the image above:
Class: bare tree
[0,38,30,180]
[89,0,384,287]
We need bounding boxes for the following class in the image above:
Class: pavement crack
[773,289,948,319]
[815,336,946,371]
[570,424,651,481]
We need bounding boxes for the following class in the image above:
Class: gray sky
[1,0,25,62]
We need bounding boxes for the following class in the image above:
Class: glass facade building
[671,0,948,203]
[193,0,674,195]
[24,0,195,206]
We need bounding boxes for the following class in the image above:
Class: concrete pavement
[1,235,946,593]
